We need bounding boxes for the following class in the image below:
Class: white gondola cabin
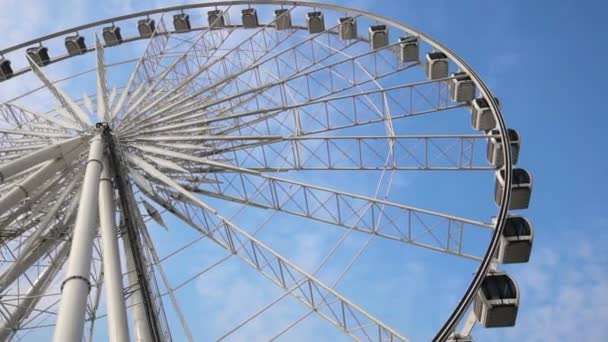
[425,51,448,80]
[307,11,325,33]
[173,14,191,32]
[497,216,533,264]
[0,59,13,81]
[471,97,499,131]
[26,46,50,66]
[487,128,520,168]
[449,71,475,102]
[495,168,532,210]
[138,19,155,38]
[369,25,388,50]
[65,35,86,56]
[274,9,292,30]
[102,26,122,46]
[338,17,357,40]
[241,8,258,28]
[208,10,225,28]
[474,272,519,328]
[399,36,419,63]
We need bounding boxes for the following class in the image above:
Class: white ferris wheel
[0,1,534,341]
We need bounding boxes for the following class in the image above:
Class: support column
[123,234,154,342]
[99,157,130,342]
[108,133,165,341]
[53,133,104,342]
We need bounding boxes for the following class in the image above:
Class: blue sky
[1,0,606,341]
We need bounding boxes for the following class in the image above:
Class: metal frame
[0,1,520,341]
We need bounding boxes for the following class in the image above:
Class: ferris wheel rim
[0,2,516,340]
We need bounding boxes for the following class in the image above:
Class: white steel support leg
[122,235,154,342]
[99,156,130,342]
[53,133,104,342]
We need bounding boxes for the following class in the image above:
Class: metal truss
[0,2,524,342]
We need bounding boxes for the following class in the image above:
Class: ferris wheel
[0,1,534,341]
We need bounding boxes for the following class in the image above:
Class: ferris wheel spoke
[0,175,77,248]
[125,68,445,142]
[1,104,81,132]
[0,174,65,234]
[140,227,195,342]
[120,18,362,133]
[191,170,489,260]
[145,30,244,99]
[194,40,408,120]
[118,8,302,132]
[94,36,109,123]
[139,162,487,260]
[0,144,49,155]
[0,242,68,341]
[212,134,491,171]
[26,57,91,129]
[125,133,489,172]
[122,164,409,341]
[0,144,84,215]
[173,36,363,117]
[0,164,45,192]
[0,195,78,294]
[0,128,74,140]
[127,39,403,135]
[218,79,453,139]
[113,13,237,125]
[0,135,87,184]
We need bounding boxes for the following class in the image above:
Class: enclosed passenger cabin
[65,35,86,56]
[274,9,292,30]
[338,17,357,40]
[208,10,225,28]
[449,71,475,102]
[306,11,325,34]
[399,36,419,63]
[0,59,13,81]
[471,97,499,131]
[369,25,388,50]
[497,216,533,264]
[241,8,259,28]
[494,168,532,210]
[26,46,50,66]
[138,19,156,38]
[474,272,519,328]
[102,26,123,46]
[487,128,520,168]
[173,14,191,32]
[425,51,448,80]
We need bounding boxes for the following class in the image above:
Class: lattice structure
[0,2,533,341]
